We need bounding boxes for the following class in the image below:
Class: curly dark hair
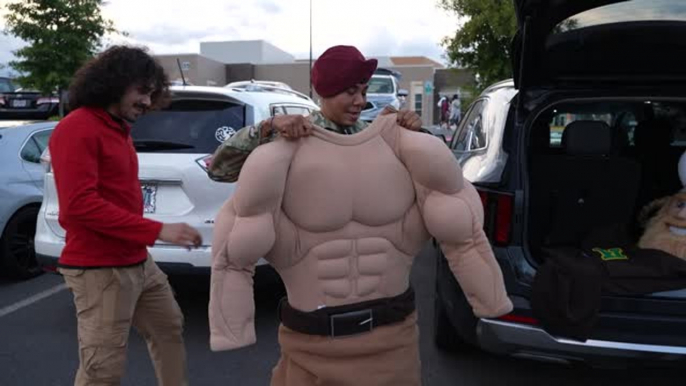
[68,45,170,111]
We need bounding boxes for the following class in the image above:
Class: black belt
[278,286,415,337]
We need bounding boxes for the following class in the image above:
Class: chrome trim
[477,319,686,359]
[138,178,182,186]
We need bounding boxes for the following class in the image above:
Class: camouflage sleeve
[208,124,273,183]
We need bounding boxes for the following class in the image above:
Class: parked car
[35,85,319,274]
[226,80,293,91]
[360,68,407,122]
[434,0,686,367]
[0,87,60,120]
[225,80,316,104]
[0,121,55,279]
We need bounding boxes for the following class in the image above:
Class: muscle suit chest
[282,136,416,232]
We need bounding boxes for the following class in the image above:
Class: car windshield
[554,0,686,33]
[131,98,245,154]
[368,77,394,94]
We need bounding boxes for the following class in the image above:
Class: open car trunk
[516,1,686,289]
[524,96,686,346]
[512,0,686,93]
[526,97,686,262]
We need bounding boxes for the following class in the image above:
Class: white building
[200,40,295,64]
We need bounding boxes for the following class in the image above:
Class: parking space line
[0,283,68,318]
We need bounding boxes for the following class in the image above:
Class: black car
[434,0,686,367]
[0,81,60,120]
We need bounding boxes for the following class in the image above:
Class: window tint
[20,129,52,163]
[452,99,487,152]
[284,106,311,116]
[550,111,612,146]
[21,139,42,163]
[368,77,394,94]
[131,99,245,154]
[272,106,286,116]
[414,93,422,116]
[32,129,52,152]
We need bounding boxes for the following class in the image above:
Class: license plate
[12,99,28,108]
[141,184,158,214]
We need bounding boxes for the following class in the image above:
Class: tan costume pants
[271,311,421,386]
[60,258,187,386]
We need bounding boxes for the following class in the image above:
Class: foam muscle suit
[208,114,513,351]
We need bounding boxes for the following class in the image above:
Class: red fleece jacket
[49,107,162,267]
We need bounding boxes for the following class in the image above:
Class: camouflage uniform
[208,111,368,183]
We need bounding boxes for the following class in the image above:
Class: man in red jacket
[50,46,201,386]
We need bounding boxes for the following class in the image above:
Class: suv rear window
[544,101,686,148]
[368,77,394,94]
[132,99,245,154]
[554,0,686,34]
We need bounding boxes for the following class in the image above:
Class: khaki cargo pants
[59,258,187,386]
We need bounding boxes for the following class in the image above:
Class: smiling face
[107,83,154,123]
[319,83,368,126]
[639,192,686,258]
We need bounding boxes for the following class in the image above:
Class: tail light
[477,189,514,246]
[195,154,213,172]
[498,313,539,325]
[37,97,59,105]
[0,96,4,106]
[40,148,52,172]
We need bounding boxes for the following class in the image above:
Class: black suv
[434,0,686,367]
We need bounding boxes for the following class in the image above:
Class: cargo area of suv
[528,100,686,256]
[524,97,686,347]
[434,0,686,367]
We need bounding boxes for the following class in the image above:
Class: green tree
[439,0,517,96]
[440,0,579,103]
[3,0,115,115]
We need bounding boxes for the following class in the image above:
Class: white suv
[35,84,318,273]
[360,70,404,122]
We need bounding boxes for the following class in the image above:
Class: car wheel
[0,206,43,280]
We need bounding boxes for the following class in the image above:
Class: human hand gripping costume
[208,45,512,386]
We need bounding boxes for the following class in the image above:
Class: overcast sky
[0,0,461,76]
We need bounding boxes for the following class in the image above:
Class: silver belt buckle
[329,309,374,337]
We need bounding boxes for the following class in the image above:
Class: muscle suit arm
[209,140,296,351]
[399,129,513,318]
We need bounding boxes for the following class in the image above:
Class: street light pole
[309,0,313,98]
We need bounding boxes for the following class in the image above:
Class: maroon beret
[312,45,378,98]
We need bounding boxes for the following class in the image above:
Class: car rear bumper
[0,106,56,118]
[477,318,686,365]
[36,227,268,275]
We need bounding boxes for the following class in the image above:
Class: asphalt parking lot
[0,244,682,385]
